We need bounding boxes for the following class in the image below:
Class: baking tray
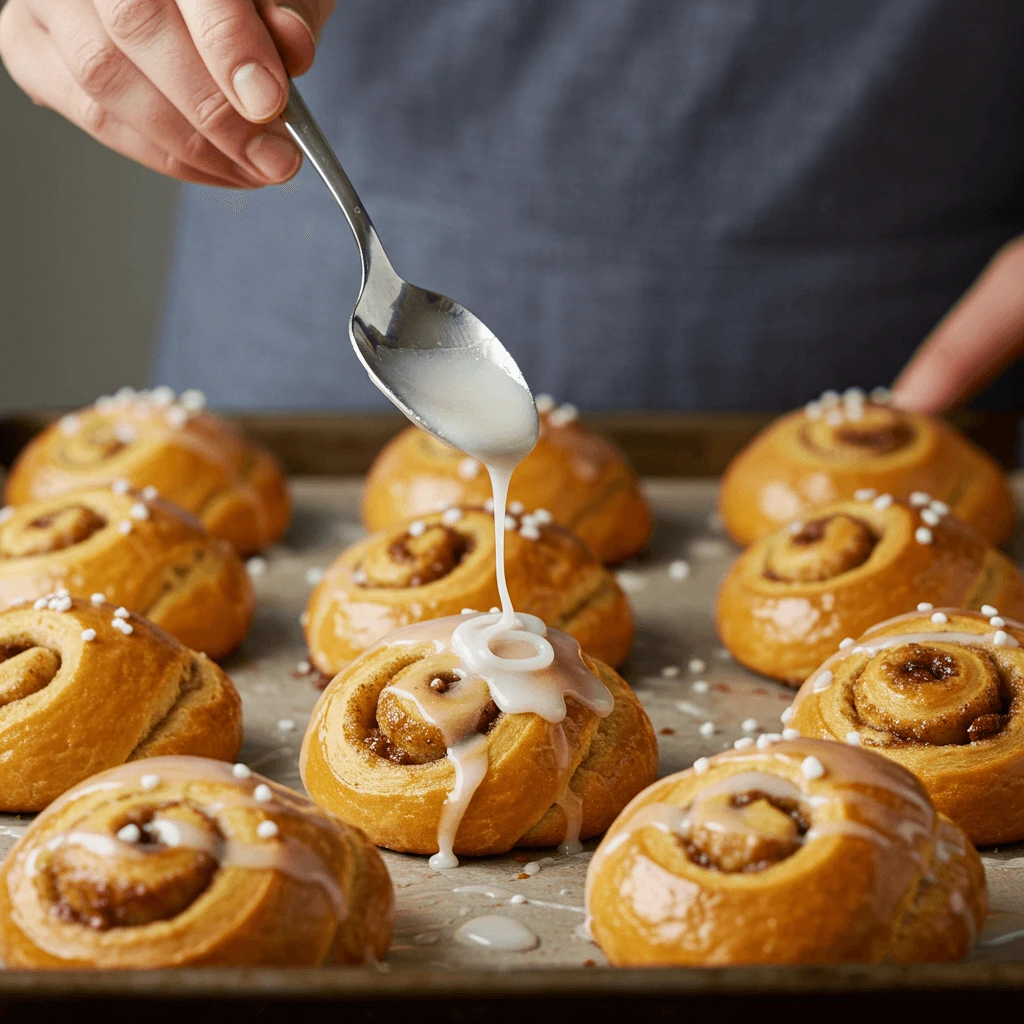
[1,412,1023,1014]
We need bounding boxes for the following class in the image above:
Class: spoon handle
[281,81,384,279]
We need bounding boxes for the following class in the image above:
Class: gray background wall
[0,64,176,413]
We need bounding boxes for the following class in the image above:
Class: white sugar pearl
[909,492,931,507]
[873,493,893,510]
[166,407,188,429]
[693,757,710,774]
[532,508,553,525]
[118,520,133,535]
[256,820,279,839]
[692,680,709,694]
[51,596,72,612]
[915,527,933,545]
[130,502,149,521]
[548,403,578,427]
[660,665,680,678]
[733,736,755,750]
[820,389,840,405]
[150,385,175,405]
[920,509,940,527]
[931,612,948,624]
[756,733,782,749]
[839,637,855,650]
[179,389,206,412]
[929,500,949,516]
[843,387,865,402]
[801,756,825,780]
[81,629,97,642]
[688,658,706,673]
[305,566,326,586]
[246,557,267,576]
[782,728,801,741]
[825,409,844,426]
[917,602,933,612]
[854,489,877,501]
[742,718,759,733]
[483,498,494,512]
[114,607,129,619]
[668,560,691,580]
[33,598,47,610]
[457,458,480,480]
[699,721,715,737]
[990,616,1006,628]
[111,619,133,635]
[140,774,160,790]
[60,414,81,434]
[277,719,296,731]
[788,521,804,535]
[117,824,142,843]
[508,501,524,515]
[981,605,999,617]
[407,521,426,537]
[296,660,311,674]
[141,486,158,501]
[994,630,1010,646]
[502,515,516,530]
[812,670,833,693]
[845,731,862,745]
[0,507,14,524]
[870,386,892,403]
[781,706,795,724]
[805,401,823,419]
[535,394,556,413]
[442,507,464,525]
[112,479,131,495]
[520,524,541,540]
[254,784,273,802]
[55,588,70,598]
[91,593,106,605]
[232,763,252,779]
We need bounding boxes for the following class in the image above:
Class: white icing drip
[452,885,514,899]
[978,911,1024,948]
[429,734,489,870]
[454,915,539,951]
[555,788,584,856]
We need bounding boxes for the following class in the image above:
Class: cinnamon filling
[59,423,129,467]
[763,514,876,582]
[0,505,106,557]
[359,525,471,588]
[0,644,61,708]
[833,422,912,454]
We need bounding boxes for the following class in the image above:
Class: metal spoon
[281,83,538,463]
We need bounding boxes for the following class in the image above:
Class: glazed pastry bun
[4,387,290,555]
[0,757,393,968]
[716,496,1024,684]
[301,612,658,863]
[0,486,254,660]
[0,600,242,812]
[305,506,634,675]
[361,400,653,565]
[586,738,985,966]
[789,608,1024,845]
[719,388,1014,547]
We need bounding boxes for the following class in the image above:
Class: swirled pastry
[0,757,393,968]
[305,507,633,675]
[0,600,242,812]
[719,389,1014,547]
[790,609,1024,844]
[716,496,1024,684]
[301,612,658,865]
[0,487,254,660]
[4,388,290,555]
[361,402,653,564]
[586,738,985,966]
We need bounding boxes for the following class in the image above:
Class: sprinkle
[820,390,840,406]
[129,502,149,521]
[166,407,188,429]
[757,733,782,749]
[716,647,732,661]
[931,612,948,624]
[111,618,133,635]
[660,665,680,678]
[843,387,865,403]
[915,527,933,545]
[987,617,1006,631]
[50,596,72,612]
[232,763,252,779]
[118,521,133,535]
[246,557,267,576]
[483,498,494,512]
[688,658,706,673]
[994,630,1010,646]
[801,756,825,780]
[117,824,142,843]
[741,718,759,733]
[81,629,97,642]
[805,401,823,420]
[55,588,70,598]
[407,520,427,538]
[692,680,709,694]
[305,566,326,586]
[140,774,160,790]
[532,509,553,525]
[521,861,541,876]
[839,637,855,650]
[699,721,715,737]
[873,493,893,510]
[91,593,106,605]
[668,560,691,581]
[520,524,541,541]
[441,507,463,525]
[60,414,81,434]
[844,401,865,421]
[256,820,279,839]
[845,731,862,746]
[253,784,273,802]
[782,728,801,740]
[457,458,480,480]
[920,509,940,527]
[508,501,524,515]
[179,389,206,412]
[981,605,999,617]
[277,719,296,732]
[909,492,931,507]
[150,386,175,405]
[917,602,933,612]
[693,757,710,774]
[504,516,517,531]
[781,706,795,724]
[615,571,645,594]
[788,520,804,535]
[825,409,844,426]
[734,736,755,750]
[854,489,877,501]
[296,660,312,674]
[870,386,892,403]
[548,404,578,427]
[929,500,949,516]
[141,486,158,501]
[114,607,130,619]
[33,598,48,610]
[114,423,136,444]
[812,670,833,693]
[535,394,556,413]
[112,479,131,495]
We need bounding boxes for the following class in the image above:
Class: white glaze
[454,914,539,951]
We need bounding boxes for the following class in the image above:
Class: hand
[892,236,1024,413]
[0,0,336,188]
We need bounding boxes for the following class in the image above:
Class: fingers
[260,0,336,76]
[892,237,1024,413]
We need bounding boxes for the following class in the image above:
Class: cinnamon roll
[301,612,658,864]
[361,401,653,564]
[4,388,290,555]
[0,486,254,660]
[716,496,1024,684]
[790,608,1024,845]
[305,506,634,675]
[586,738,985,966]
[0,757,393,967]
[719,389,1014,547]
[0,599,242,812]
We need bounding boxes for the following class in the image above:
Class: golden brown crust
[4,393,291,555]
[361,413,653,565]
[0,756,394,968]
[586,738,986,966]
[0,602,242,812]
[716,499,1024,684]
[0,488,254,660]
[790,609,1024,844]
[300,632,658,857]
[305,507,634,674]
[719,399,1015,547]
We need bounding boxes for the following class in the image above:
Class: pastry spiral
[716,496,1024,684]
[719,389,1014,547]
[305,506,634,675]
[4,388,290,555]
[361,402,653,564]
[301,613,658,863]
[586,738,985,966]
[790,608,1024,844]
[0,756,394,968]
[0,487,254,660]
[0,599,242,812]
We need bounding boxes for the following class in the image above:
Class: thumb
[892,236,1024,413]
[261,1,337,77]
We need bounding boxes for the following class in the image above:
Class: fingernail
[277,5,318,46]
[246,127,301,182]
[232,62,284,121]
